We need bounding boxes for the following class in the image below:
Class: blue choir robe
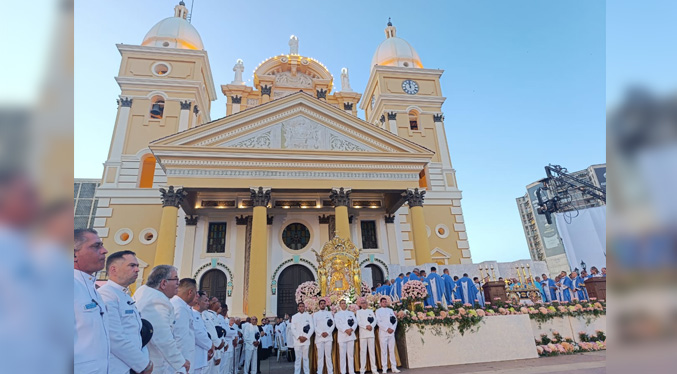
[575,276,588,301]
[422,279,433,307]
[424,273,446,306]
[393,277,404,300]
[402,275,410,285]
[408,273,421,282]
[453,280,462,301]
[376,285,384,295]
[541,279,556,302]
[441,274,454,304]
[475,282,486,307]
[383,284,391,297]
[456,277,478,305]
[561,277,573,302]
[534,281,545,301]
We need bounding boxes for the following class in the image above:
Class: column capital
[250,187,271,207]
[329,187,351,207]
[318,214,332,224]
[236,215,250,225]
[231,95,242,104]
[384,214,396,224]
[433,113,445,122]
[160,186,187,208]
[405,188,426,207]
[185,215,198,225]
[193,105,200,115]
[180,100,192,110]
[118,97,133,107]
[379,114,386,124]
[387,112,397,120]
[343,102,353,111]
[261,85,272,96]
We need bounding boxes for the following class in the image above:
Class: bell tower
[101,0,217,189]
[93,2,217,270]
[360,20,472,265]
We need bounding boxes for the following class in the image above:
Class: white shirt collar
[74,269,96,284]
[106,279,131,294]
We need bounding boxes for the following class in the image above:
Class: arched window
[150,96,165,119]
[139,155,156,188]
[408,110,419,130]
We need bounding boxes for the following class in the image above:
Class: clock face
[402,80,419,95]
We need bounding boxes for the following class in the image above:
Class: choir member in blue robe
[441,269,455,305]
[540,274,557,302]
[473,277,485,307]
[375,283,383,295]
[408,269,421,282]
[456,274,479,305]
[424,267,446,306]
[393,274,404,300]
[534,276,545,301]
[561,274,574,302]
[452,276,462,301]
[403,272,411,285]
[382,280,392,297]
[419,270,432,306]
[575,275,588,301]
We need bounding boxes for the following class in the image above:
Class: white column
[232,103,241,114]
[434,116,453,168]
[178,101,191,132]
[385,215,400,264]
[179,216,198,278]
[231,216,248,316]
[387,112,398,134]
[109,98,132,162]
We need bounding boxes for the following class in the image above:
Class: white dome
[142,16,204,50]
[371,24,423,69]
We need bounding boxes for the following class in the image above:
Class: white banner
[555,206,606,271]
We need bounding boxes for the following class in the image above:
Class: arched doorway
[199,269,228,305]
[276,265,314,318]
[366,264,385,288]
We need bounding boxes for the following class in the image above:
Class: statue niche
[312,235,362,296]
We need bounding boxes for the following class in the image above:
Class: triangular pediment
[151,92,433,155]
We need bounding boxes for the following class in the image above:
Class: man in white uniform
[98,250,152,374]
[73,228,110,374]
[203,298,224,374]
[134,265,190,374]
[375,298,399,373]
[313,299,335,374]
[292,302,315,374]
[243,316,261,374]
[356,298,376,374]
[171,278,198,374]
[223,317,239,374]
[335,300,356,374]
[193,292,215,374]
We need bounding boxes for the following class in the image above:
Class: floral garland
[535,330,606,356]
[295,281,320,304]
[486,298,606,326]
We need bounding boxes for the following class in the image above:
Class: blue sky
[74,0,606,263]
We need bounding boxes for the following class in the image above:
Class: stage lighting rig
[535,164,606,224]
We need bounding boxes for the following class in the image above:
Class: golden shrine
[312,236,362,296]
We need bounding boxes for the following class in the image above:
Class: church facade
[93,2,471,318]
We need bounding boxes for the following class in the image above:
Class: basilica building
[93,2,471,318]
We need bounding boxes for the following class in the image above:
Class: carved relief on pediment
[274,71,313,88]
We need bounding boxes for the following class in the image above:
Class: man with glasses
[74,228,110,374]
[134,265,190,374]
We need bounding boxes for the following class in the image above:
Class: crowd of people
[371,266,606,307]
[370,267,487,307]
[74,228,400,374]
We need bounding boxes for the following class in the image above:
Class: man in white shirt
[171,278,198,374]
[193,291,216,374]
[243,316,261,374]
[134,265,190,374]
[261,318,274,359]
[375,298,399,373]
[291,302,314,374]
[285,314,295,362]
[203,298,225,374]
[223,317,239,374]
[98,250,152,374]
[335,300,356,374]
[73,228,110,374]
[355,298,376,374]
[313,299,335,374]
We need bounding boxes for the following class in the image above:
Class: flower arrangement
[295,281,320,304]
[401,280,428,300]
[535,331,605,356]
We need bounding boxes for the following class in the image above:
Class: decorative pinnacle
[387,17,392,26]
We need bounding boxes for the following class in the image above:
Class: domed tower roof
[371,20,422,70]
[141,1,204,50]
